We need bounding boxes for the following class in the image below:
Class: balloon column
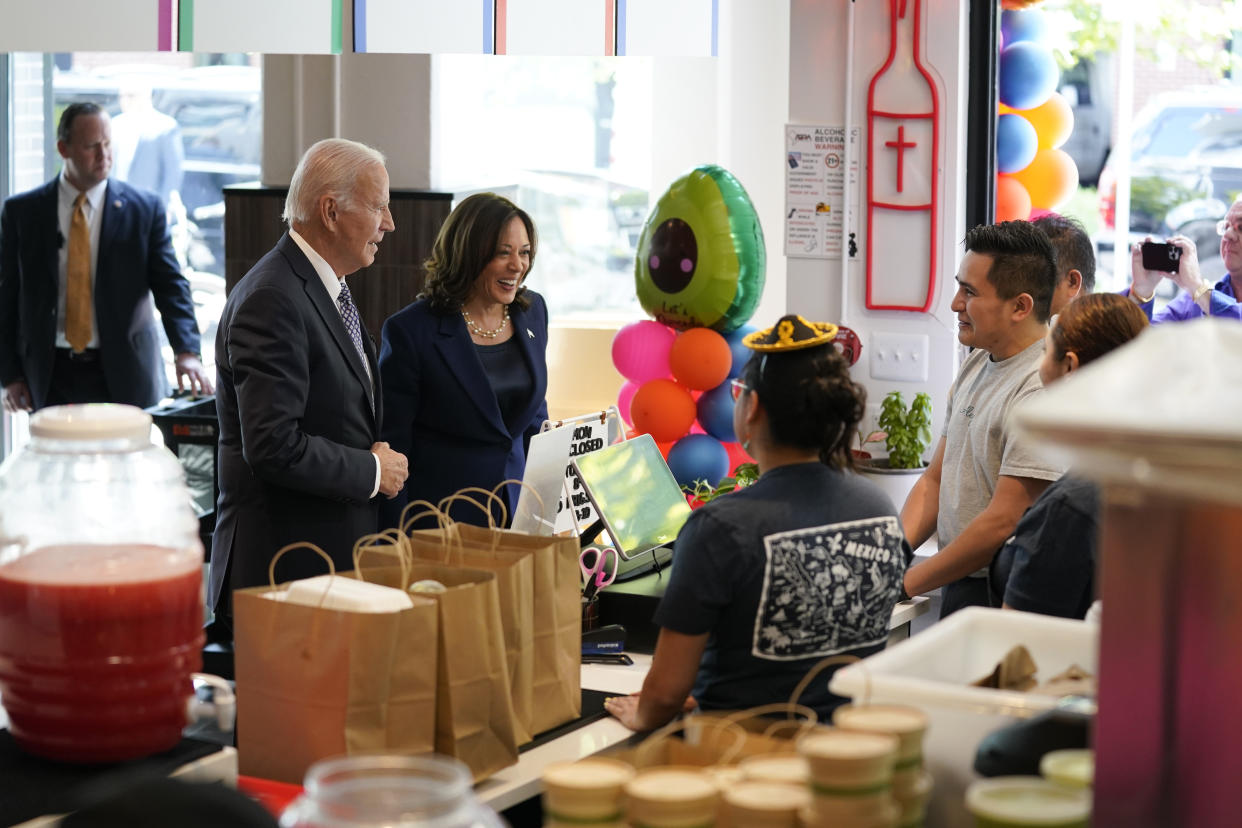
[995,4,1078,221]
[612,165,766,499]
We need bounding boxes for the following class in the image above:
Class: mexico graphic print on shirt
[753,516,905,660]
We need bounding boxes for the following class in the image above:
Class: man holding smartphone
[1126,194,1242,322]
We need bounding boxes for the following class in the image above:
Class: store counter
[474,596,930,814]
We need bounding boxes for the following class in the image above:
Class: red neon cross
[885,125,917,193]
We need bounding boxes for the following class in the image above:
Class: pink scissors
[579,546,619,598]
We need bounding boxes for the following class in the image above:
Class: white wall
[262,52,433,189]
[787,0,969,442]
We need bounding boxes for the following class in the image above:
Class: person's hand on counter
[604,692,697,732]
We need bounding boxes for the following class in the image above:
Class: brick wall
[1125,0,1233,122]
[10,53,47,193]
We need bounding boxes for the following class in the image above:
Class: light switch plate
[869,331,929,383]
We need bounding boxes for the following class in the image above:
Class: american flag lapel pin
[527,328,534,338]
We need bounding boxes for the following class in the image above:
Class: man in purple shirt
[1125,195,1242,322]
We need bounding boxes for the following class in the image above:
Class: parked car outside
[1058,56,1113,187]
[1097,85,1242,286]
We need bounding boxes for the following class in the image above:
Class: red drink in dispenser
[0,544,203,762]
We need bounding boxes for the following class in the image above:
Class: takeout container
[828,608,1098,828]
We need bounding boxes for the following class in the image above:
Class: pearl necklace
[462,306,509,339]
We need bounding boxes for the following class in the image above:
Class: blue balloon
[999,42,1059,111]
[996,113,1038,174]
[666,434,729,489]
[1000,9,1048,46]
[723,325,757,379]
[696,382,736,442]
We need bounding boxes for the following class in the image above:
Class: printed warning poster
[784,125,861,260]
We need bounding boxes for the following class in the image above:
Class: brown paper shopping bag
[233,543,438,784]
[454,521,582,733]
[388,499,537,745]
[363,557,521,781]
[403,487,582,736]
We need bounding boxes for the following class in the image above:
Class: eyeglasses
[1216,218,1242,237]
[730,378,749,401]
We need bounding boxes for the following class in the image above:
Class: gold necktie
[65,192,92,352]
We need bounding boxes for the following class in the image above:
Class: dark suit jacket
[0,177,201,409]
[209,233,381,611]
[377,291,549,529]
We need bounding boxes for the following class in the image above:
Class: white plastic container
[828,608,1098,828]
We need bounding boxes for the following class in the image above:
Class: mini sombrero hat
[742,314,839,352]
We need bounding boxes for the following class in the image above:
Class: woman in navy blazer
[379,193,548,529]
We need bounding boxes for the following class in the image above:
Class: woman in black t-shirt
[605,315,910,731]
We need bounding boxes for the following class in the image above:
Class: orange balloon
[995,174,1032,222]
[1012,148,1079,210]
[630,379,696,443]
[1017,92,1074,150]
[668,328,732,391]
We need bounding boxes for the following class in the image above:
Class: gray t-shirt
[938,339,1064,575]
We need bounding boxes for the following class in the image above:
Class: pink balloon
[617,380,640,425]
[611,320,676,383]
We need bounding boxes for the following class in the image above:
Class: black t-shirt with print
[653,462,909,719]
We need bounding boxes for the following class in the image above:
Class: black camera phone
[1141,241,1182,273]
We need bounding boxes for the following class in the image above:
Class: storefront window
[432,55,656,322]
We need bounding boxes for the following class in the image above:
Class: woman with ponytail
[606,315,911,732]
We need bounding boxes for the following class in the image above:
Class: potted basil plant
[856,390,932,506]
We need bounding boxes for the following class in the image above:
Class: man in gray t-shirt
[901,221,1065,617]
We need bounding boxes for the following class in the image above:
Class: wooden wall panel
[223,184,452,344]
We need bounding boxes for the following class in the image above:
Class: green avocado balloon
[635,165,765,332]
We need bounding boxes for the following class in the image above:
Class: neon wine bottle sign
[865,0,941,312]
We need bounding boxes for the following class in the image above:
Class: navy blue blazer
[210,233,381,611]
[0,177,200,409]
[378,291,549,529]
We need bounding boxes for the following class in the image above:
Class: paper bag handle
[268,542,337,608]
[493,477,548,526]
[634,715,749,768]
[399,499,451,536]
[438,487,508,529]
[787,654,865,709]
[720,702,819,740]
[352,531,411,587]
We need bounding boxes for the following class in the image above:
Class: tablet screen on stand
[571,434,691,580]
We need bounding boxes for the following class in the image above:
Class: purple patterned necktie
[337,280,373,389]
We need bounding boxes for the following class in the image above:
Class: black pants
[45,349,110,406]
[939,576,991,619]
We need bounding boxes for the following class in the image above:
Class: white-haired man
[209,138,407,632]
[1126,195,1242,322]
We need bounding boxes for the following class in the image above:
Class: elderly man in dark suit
[209,138,408,631]
[0,102,210,412]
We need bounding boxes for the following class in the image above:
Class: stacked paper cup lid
[832,705,932,828]
[624,766,721,828]
[738,754,810,786]
[722,780,811,828]
[797,728,901,827]
[542,758,636,828]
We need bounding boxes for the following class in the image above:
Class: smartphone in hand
[1141,241,1182,273]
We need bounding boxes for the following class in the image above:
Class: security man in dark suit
[0,102,210,412]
